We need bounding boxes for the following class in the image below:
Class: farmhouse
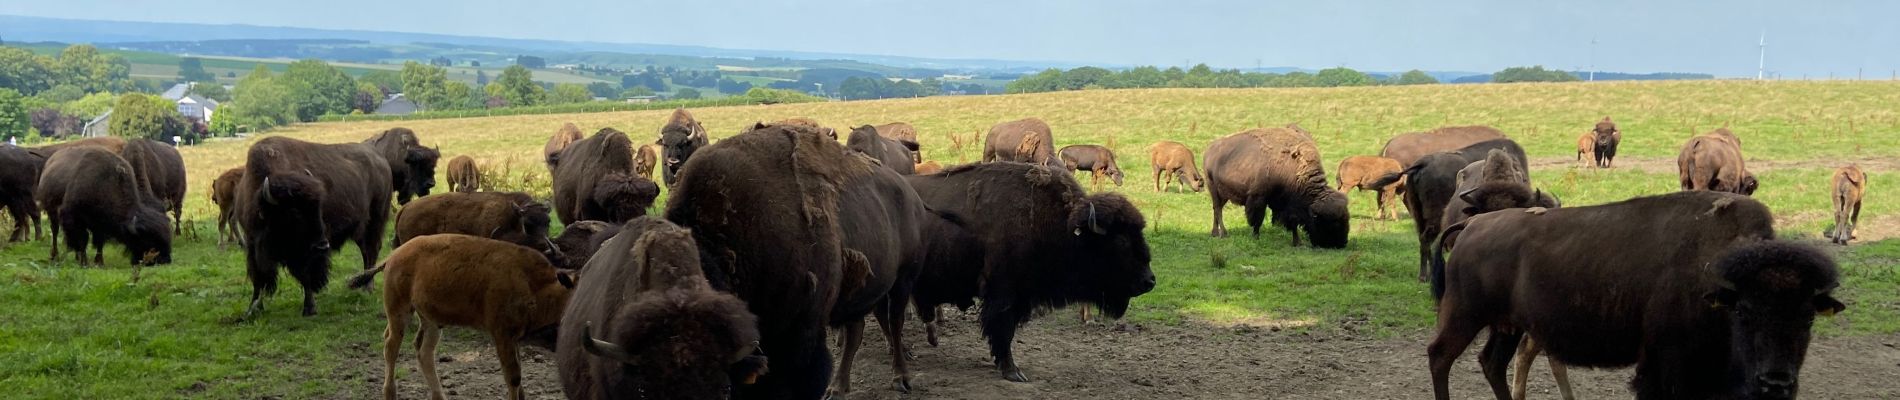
[374,93,421,115]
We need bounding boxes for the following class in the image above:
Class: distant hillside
[1451,70,1714,83]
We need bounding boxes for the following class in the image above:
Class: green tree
[279,59,355,121]
[1492,66,1579,83]
[35,84,85,103]
[673,87,702,100]
[178,57,215,83]
[1396,70,1439,85]
[442,81,476,110]
[548,83,593,104]
[357,70,403,94]
[59,92,115,120]
[585,82,619,98]
[230,65,296,129]
[0,46,55,95]
[109,93,184,141]
[487,65,545,106]
[354,82,384,113]
[400,61,450,110]
[207,104,239,136]
[53,44,132,94]
[1315,67,1375,87]
[1004,68,1063,94]
[0,88,28,141]
[189,83,232,102]
[1060,67,1113,90]
[620,87,656,98]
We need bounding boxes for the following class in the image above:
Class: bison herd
[0,109,1872,400]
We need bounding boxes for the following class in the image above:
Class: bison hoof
[893,377,912,393]
[1001,369,1030,383]
[824,387,847,400]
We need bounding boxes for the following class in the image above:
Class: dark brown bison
[1591,117,1622,168]
[1434,150,1558,234]
[553,128,661,225]
[446,155,480,193]
[1380,125,1507,167]
[546,122,585,172]
[1826,164,1866,245]
[1059,144,1125,186]
[35,146,173,271]
[826,155,931,396]
[364,127,439,205]
[392,191,556,262]
[846,125,917,175]
[211,167,244,250]
[1,145,43,242]
[348,234,576,400]
[658,108,708,186]
[26,136,127,160]
[664,123,865,399]
[875,122,921,163]
[120,139,187,234]
[757,117,836,139]
[1429,191,1843,400]
[1336,155,1406,220]
[1678,127,1757,195]
[557,217,766,400]
[633,143,660,181]
[1204,127,1350,248]
[235,136,393,318]
[982,117,1062,168]
[1149,140,1203,193]
[904,162,1156,382]
[1371,138,1528,280]
[913,160,943,175]
[549,221,619,271]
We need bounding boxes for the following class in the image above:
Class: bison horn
[581,321,636,363]
[260,176,279,205]
[1455,187,1479,205]
[1087,201,1106,235]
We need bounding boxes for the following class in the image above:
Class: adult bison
[1380,125,1507,167]
[1435,150,1557,235]
[549,220,620,271]
[875,122,921,162]
[1,145,43,242]
[546,122,585,172]
[1827,164,1866,245]
[1059,144,1125,186]
[1204,127,1350,248]
[1678,127,1757,195]
[121,138,188,233]
[235,137,393,318]
[553,128,661,225]
[657,108,708,186]
[445,155,480,193]
[982,117,1061,168]
[364,127,440,205]
[392,191,557,263]
[557,217,766,400]
[826,154,931,396]
[1591,117,1622,168]
[664,123,864,399]
[211,167,244,250]
[1336,155,1405,220]
[1429,191,1843,400]
[1372,138,1528,280]
[905,162,1156,382]
[846,125,917,174]
[1148,140,1203,193]
[35,147,173,269]
[26,136,127,160]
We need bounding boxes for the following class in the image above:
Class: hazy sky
[4,0,1895,77]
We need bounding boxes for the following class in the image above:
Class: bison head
[1304,190,1350,249]
[125,196,174,265]
[579,225,767,399]
[398,145,440,204]
[256,174,331,255]
[1065,193,1156,319]
[1180,170,1206,192]
[593,173,661,223]
[1456,181,1535,218]
[1738,174,1761,196]
[551,221,619,270]
[659,120,708,186]
[1706,241,1844,400]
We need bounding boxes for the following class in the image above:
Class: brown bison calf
[914,160,943,175]
[1828,164,1866,245]
[982,117,1061,168]
[445,155,480,193]
[350,234,576,400]
[545,122,585,172]
[393,191,558,265]
[1149,140,1203,193]
[1574,132,1595,165]
[211,167,244,250]
[1677,127,1757,195]
[633,143,660,181]
[1336,155,1405,220]
[1058,144,1125,186]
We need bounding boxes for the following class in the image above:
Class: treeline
[1004,64,1442,93]
[314,88,822,123]
[0,44,143,142]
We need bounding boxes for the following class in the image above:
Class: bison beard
[905,162,1156,383]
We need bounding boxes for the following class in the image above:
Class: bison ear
[1815,294,1845,317]
[1705,288,1738,309]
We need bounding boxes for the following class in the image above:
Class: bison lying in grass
[349,234,576,400]
[36,146,173,271]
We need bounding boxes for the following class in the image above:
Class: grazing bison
[1827,164,1866,245]
[211,167,245,250]
[1,145,43,242]
[1678,127,1758,196]
[905,162,1156,382]
[235,136,393,318]
[1149,140,1204,193]
[446,155,480,193]
[664,124,864,399]
[1591,117,1622,168]
[876,122,922,163]
[1429,191,1843,400]
[1336,155,1406,220]
[26,136,128,160]
[658,109,708,186]
[1059,144,1125,186]
[827,156,931,396]
[1380,125,1508,167]
[846,125,918,175]
[35,147,173,270]
[1575,132,1595,164]
[557,217,766,400]
[364,127,439,205]
[121,139,188,234]
[392,191,556,262]
[549,220,620,271]
[1204,127,1350,248]
[348,234,576,400]
[1372,138,1529,280]
[633,143,660,181]
[913,160,943,175]
[982,117,1062,168]
[546,122,586,172]
[758,117,836,139]
[553,128,661,225]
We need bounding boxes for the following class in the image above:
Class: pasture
[3,80,1898,398]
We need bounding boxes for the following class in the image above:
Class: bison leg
[1550,358,1574,400]
[417,323,446,400]
[493,333,524,400]
[1479,330,1523,400]
[1378,187,1398,221]
[1243,197,1267,239]
[48,210,64,263]
[874,298,914,392]
[1510,336,1540,400]
[980,304,1029,382]
[1210,193,1229,238]
[827,319,865,398]
[90,229,107,266]
[1427,306,1484,400]
[1152,167,1164,192]
[382,308,407,400]
[914,301,941,347]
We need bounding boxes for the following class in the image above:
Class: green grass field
[3,80,1897,398]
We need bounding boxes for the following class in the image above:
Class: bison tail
[345,261,387,290]
[1368,165,1418,191]
[1430,222,1471,302]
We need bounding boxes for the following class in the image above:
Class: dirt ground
[344,307,1900,400]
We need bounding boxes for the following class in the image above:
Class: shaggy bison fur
[553,128,661,225]
[1203,127,1350,248]
[364,127,439,205]
[35,146,173,271]
[235,137,392,319]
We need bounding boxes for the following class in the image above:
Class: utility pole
[1757,31,1767,81]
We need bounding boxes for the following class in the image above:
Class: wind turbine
[1757,31,1767,81]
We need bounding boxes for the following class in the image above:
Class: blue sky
[3,0,1895,77]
